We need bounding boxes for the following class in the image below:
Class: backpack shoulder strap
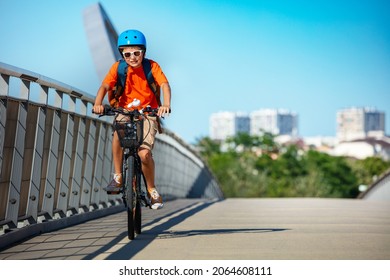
[117,59,128,91]
[142,58,161,106]
[109,59,128,107]
[142,58,163,133]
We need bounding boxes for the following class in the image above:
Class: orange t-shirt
[102,59,168,108]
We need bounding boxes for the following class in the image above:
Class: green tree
[348,157,390,187]
[195,134,390,199]
[225,132,258,151]
[195,136,221,160]
[304,150,358,197]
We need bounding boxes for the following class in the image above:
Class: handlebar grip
[143,107,172,113]
[92,105,115,116]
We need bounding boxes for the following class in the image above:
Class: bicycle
[93,104,160,240]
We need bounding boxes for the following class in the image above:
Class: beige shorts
[115,114,158,150]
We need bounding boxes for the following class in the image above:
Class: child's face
[122,46,144,68]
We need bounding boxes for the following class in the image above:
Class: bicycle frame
[93,105,159,240]
[119,115,153,239]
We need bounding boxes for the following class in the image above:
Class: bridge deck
[0,198,389,260]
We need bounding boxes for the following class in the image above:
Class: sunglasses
[122,50,144,58]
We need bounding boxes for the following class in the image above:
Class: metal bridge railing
[0,62,223,238]
[358,169,390,201]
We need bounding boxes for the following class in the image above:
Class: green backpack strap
[142,58,161,106]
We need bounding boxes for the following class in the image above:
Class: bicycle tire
[134,201,141,234]
[125,155,135,240]
[134,163,142,234]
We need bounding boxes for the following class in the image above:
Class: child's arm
[158,82,171,117]
[93,84,110,114]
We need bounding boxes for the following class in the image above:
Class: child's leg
[138,148,155,190]
[112,132,123,184]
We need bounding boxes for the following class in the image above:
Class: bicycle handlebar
[92,105,170,117]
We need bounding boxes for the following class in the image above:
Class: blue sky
[1,0,389,144]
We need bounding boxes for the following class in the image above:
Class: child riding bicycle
[92,29,171,210]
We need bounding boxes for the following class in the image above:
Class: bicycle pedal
[140,193,151,207]
[141,199,150,207]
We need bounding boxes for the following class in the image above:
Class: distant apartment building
[250,109,298,137]
[209,112,250,141]
[337,107,385,141]
[209,109,297,141]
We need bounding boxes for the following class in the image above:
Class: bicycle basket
[114,119,143,148]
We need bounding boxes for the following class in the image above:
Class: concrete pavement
[0,198,389,260]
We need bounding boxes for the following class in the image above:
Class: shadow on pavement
[83,200,214,259]
[154,228,289,239]
[84,199,289,260]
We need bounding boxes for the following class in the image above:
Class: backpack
[108,58,163,133]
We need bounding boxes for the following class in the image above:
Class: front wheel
[134,158,142,235]
[134,201,141,234]
[125,155,135,240]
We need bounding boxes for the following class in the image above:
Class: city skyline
[1,0,389,144]
[210,106,386,140]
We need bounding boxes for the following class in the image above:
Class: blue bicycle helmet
[117,29,147,50]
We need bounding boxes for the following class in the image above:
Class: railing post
[68,116,86,214]
[90,122,105,209]
[19,104,46,224]
[39,108,61,220]
[0,73,10,182]
[54,112,74,217]
[101,124,114,204]
[0,73,9,227]
[0,100,28,227]
[79,119,96,211]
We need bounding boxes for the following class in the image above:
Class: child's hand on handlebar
[93,104,105,114]
[158,105,171,117]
